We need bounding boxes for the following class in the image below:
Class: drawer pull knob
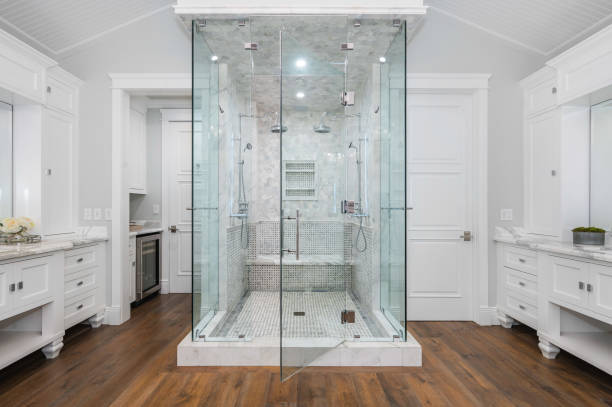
[77,304,83,310]
[17,281,23,290]
[518,281,525,287]
[518,258,526,263]
[578,281,585,290]
[77,281,84,286]
[518,304,526,310]
[9,283,15,292]
[77,258,84,263]
[587,283,593,293]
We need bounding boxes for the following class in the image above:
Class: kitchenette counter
[0,236,108,262]
[129,227,163,237]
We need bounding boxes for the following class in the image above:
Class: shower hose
[355,216,367,253]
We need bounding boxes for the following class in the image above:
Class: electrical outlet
[500,209,513,221]
[104,208,112,221]
[152,204,160,215]
[93,208,102,220]
[84,208,92,220]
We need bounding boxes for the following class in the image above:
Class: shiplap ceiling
[426,0,612,55]
[0,0,611,57]
[0,0,175,55]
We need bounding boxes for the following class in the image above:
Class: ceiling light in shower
[296,91,305,99]
[295,58,307,68]
[379,56,386,63]
[211,55,218,62]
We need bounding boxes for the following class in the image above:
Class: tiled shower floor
[211,291,386,339]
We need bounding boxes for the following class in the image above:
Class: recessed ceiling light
[379,56,386,63]
[296,92,305,99]
[295,58,307,68]
[211,55,218,61]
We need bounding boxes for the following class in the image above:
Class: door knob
[168,225,178,233]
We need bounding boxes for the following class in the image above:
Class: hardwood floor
[0,294,610,406]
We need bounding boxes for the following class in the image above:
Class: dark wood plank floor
[0,294,610,406]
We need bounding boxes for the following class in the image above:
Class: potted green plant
[572,227,606,246]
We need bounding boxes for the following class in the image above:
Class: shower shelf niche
[283,160,317,200]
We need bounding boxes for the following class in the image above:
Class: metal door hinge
[244,43,258,51]
[341,310,355,324]
[460,231,472,241]
[195,19,206,33]
[341,43,354,51]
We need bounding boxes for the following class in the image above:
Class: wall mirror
[590,97,612,231]
[0,101,12,219]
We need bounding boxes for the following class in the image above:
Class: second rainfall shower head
[313,112,331,133]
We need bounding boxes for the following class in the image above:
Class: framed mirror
[590,98,612,231]
[0,101,12,218]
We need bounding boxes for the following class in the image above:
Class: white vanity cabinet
[129,235,136,303]
[128,106,147,194]
[63,243,106,329]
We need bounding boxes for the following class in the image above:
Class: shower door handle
[281,209,300,260]
[168,225,178,233]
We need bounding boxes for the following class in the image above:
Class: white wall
[405,9,545,304]
[57,8,190,228]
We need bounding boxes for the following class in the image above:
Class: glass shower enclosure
[191,16,407,380]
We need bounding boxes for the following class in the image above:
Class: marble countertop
[495,227,612,263]
[0,236,108,262]
[129,227,163,237]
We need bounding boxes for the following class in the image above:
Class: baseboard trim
[161,279,169,294]
[478,306,499,326]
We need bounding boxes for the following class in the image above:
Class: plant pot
[573,231,605,246]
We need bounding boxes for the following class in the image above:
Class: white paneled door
[167,118,193,294]
[406,93,473,320]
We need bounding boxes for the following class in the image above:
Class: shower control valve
[341,200,356,214]
[341,91,355,106]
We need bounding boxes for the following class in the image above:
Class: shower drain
[293,311,305,316]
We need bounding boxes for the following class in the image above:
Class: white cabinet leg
[498,312,515,329]
[41,338,64,359]
[88,312,105,328]
[538,338,560,359]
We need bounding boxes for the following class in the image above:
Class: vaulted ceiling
[0,0,611,58]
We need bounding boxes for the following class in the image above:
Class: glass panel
[379,23,407,340]
[192,21,220,341]
[0,101,12,218]
[279,16,349,381]
[590,98,612,230]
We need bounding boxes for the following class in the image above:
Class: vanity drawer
[504,267,537,300]
[505,290,538,328]
[64,289,96,329]
[65,246,97,274]
[503,246,538,275]
[64,267,97,299]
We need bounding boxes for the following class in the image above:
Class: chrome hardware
[9,283,15,292]
[518,281,525,287]
[578,281,585,290]
[518,304,526,310]
[340,43,354,51]
[186,207,218,211]
[17,281,23,290]
[168,225,178,233]
[406,207,414,211]
[244,42,258,51]
[281,210,300,260]
[46,169,52,175]
[132,261,136,267]
[460,231,472,241]
[392,19,401,27]
[552,87,557,94]
[195,19,206,32]
[238,19,247,27]
[341,91,355,106]
[587,283,593,292]
[353,20,361,27]
[77,304,83,310]
[77,257,84,263]
[46,86,51,93]
[77,281,84,287]
[519,258,526,263]
[551,170,557,176]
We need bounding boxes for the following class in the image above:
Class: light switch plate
[500,209,513,221]
[152,204,160,215]
[93,208,102,220]
[104,208,112,220]
[84,208,92,220]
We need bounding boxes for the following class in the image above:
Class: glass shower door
[192,21,220,341]
[279,18,349,381]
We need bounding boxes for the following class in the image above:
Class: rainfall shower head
[313,112,331,133]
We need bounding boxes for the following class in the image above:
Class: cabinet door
[588,264,612,318]
[525,111,561,236]
[549,256,588,307]
[43,109,74,235]
[0,264,12,318]
[13,257,52,309]
[128,108,146,193]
